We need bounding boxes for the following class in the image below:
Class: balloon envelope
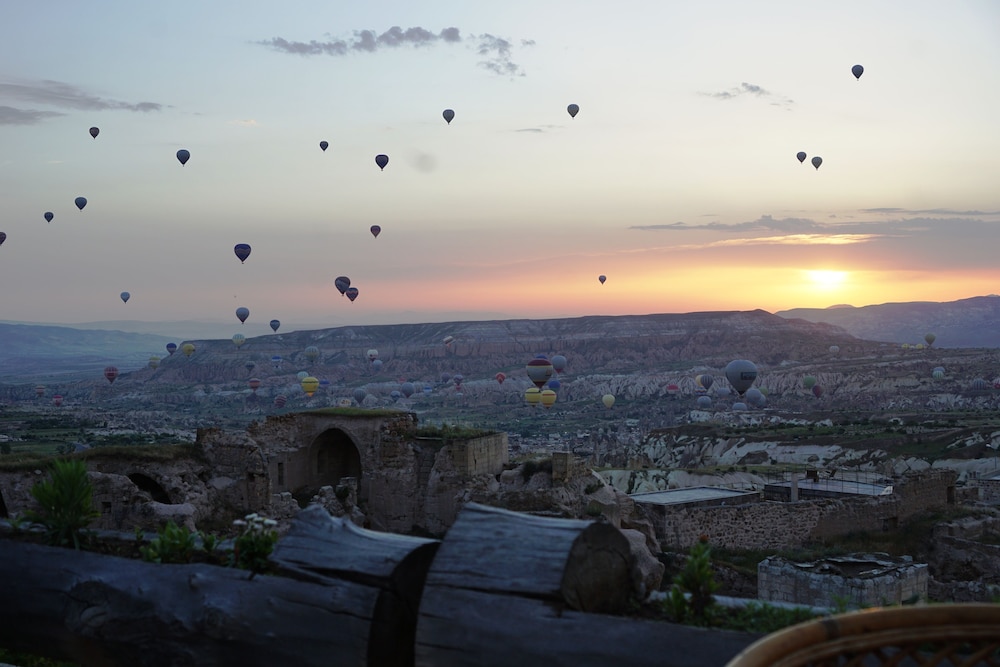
[319,141,329,151]
[526,357,554,388]
[148,356,160,369]
[567,104,579,118]
[345,287,359,302]
[248,378,261,392]
[811,156,823,170]
[725,359,758,395]
[696,395,712,409]
[232,333,246,348]
[270,319,280,332]
[176,149,190,165]
[274,395,287,408]
[924,333,936,346]
[401,382,415,398]
[540,389,557,409]
[166,343,177,355]
[53,395,63,407]
[304,346,320,362]
[104,366,119,384]
[598,275,606,284]
[812,385,824,398]
[120,291,130,304]
[551,355,567,373]
[602,394,615,408]
[236,307,250,324]
[442,109,455,124]
[375,154,389,170]
[370,225,381,238]
[525,387,542,404]
[301,376,319,397]
[495,372,506,385]
[372,359,383,371]
[852,64,864,79]
[234,244,251,263]
[335,276,351,295]
[181,343,195,357]
[75,197,87,210]
[89,126,99,139]
[0,232,5,246]
[44,212,53,222]
[796,151,807,163]
[353,388,367,404]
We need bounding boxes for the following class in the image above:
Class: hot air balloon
[399,382,414,398]
[924,333,936,347]
[725,359,758,396]
[525,387,542,405]
[443,336,454,348]
[932,369,945,380]
[547,379,561,391]
[390,390,401,402]
[248,378,261,393]
[271,355,283,369]
[232,333,246,348]
[234,244,251,263]
[440,372,452,383]
[829,345,840,355]
[319,379,330,391]
[526,357,554,388]
[274,395,287,408]
[802,375,817,390]
[372,359,383,372]
[699,375,714,391]
[812,385,824,398]
[598,275,606,284]
[811,156,823,170]
[35,385,45,398]
[696,395,712,409]
[540,389,557,409]
[551,355,567,374]
[442,109,455,124]
[0,233,5,246]
[269,319,280,332]
[44,212,53,222]
[602,394,615,408]
[567,104,579,118]
[148,356,160,369]
[367,349,379,362]
[370,225,381,238]
[245,360,256,373]
[852,64,864,80]
[375,154,389,170]
[120,291,130,304]
[89,126,99,139]
[236,307,249,324]
[453,374,464,389]
[301,376,319,397]
[52,395,63,407]
[495,372,506,385]
[745,387,766,407]
[796,151,807,163]
[104,366,119,384]
[304,346,320,363]
[319,141,329,152]
[166,343,177,355]
[181,343,195,357]
[75,197,87,210]
[353,388,367,405]
[335,276,351,295]
[296,371,309,382]
[345,287,359,302]
[176,149,190,165]
[733,402,748,412]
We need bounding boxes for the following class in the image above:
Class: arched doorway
[128,472,172,504]
[292,428,362,507]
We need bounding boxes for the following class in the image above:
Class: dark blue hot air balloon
[375,154,389,171]
[75,197,87,210]
[319,141,329,152]
[269,319,280,332]
[236,306,250,324]
[852,64,864,80]
[335,276,351,296]
[43,211,53,222]
[442,109,455,124]
[176,149,190,165]
[234,243,251,263]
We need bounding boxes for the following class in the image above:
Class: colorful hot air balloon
[104,366,119,384]
[232,333,246,348]
[812,385,824,398]
[495,372,506,385]
[35,385,45,398]
[725,359,758,396]
[236,307,250,324]
[44,212,53,222]
[166,343,177,355]
[248,378,261,393]
[269,319,280,332]
[304,346,320,363]
[802,375,817,390]
[335,276,351,295]
[89,126,99,139]
[176,149,190,165]
[526,356,554,388]
[551,355,567,373]
[319,141,329,152]
[75,197,87,210]
[525,387,542,405]
[181,343,195,357]
[120,291,130,304]
[274,395,287,408]
[367,349,379,362]
[245,360,256,373]
[567,104,579,118]
[271,355,283,369]
[301,376,319,397]
[234,243,251,263]
[52,395,63,407]
[811,156,823,170]
[924,333,936,346]
[401,382,415,398]
[346,287,359,302]
[796,151,807,163]
[443,336,454,347]
[370,225,381,238]
[602,394,615,408]
[296,371,309,381]
[852,64,864,80]
[375,154,389,170]
[698,374,714,391]
[148,356,160,369]
[598,275,606,284]
[540,389,557,409]
[442,109,455,124]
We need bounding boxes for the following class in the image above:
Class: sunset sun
[804,270,848,291]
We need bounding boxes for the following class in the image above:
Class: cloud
[701,82,794,108]
[0,80,163,119]
[0,105,64,125]
[230,119,259,127]
[862,207,1000,217]
[632,215,820,233]
[259,26,531,76]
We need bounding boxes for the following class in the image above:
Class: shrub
[24,458,99,549]
[663,536,719,626]
[231,513,278,574]
[140,521,199,564]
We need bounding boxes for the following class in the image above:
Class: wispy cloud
[259,26,532,76]
[0,105,64,125]
[701,81,794,108]
[230,119,259,127]
[0,80,162,118]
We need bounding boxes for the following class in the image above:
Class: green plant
[140,521,199,564]
[663,536,719,626]
[230,513,278,574]
[24,459,99,549]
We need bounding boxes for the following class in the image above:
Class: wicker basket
[725,603,1000,667]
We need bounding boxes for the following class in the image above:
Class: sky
[2,1,999,337]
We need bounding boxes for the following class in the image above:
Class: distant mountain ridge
[776,295,1000,348]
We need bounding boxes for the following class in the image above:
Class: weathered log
[271,505,440,667]
[415,503,758,667]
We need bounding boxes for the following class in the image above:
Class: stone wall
[758,554,928,609]
[446,434,509,476]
